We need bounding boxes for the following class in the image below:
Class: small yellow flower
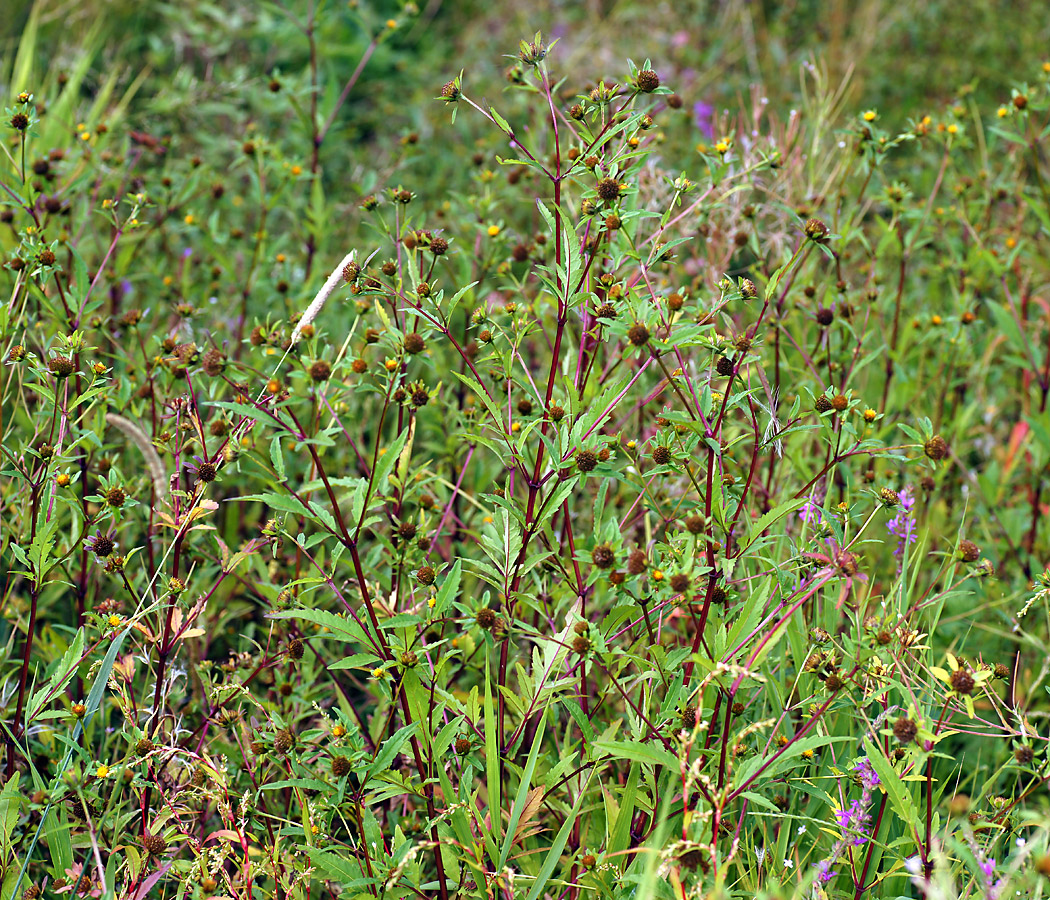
[695,142,708,154]
[107,615,122,628]
[385,18,397,28]
[291,165,302,176]
[651,569,664,582]
[628,136,639,147]
[626,440,636,451]
[71,702,87,718]
[862,109,877,122]
[384,358,398,372]
[1043,62,1050,73]
[266,378,280,394]
[184,214,194,225]
[1005,236,1017,249]
[483,515,494,524]
[102,199,113,210]
[427,596,436,609]
[931,314,942,326]
[331,724,346,738]
[310,824,319,834]
[92,362,106,375]
[56,473,71,487]
[863,408,877,422]
[947,123,958,135]
[997,106,1009,118]
[96,765,110,778]
[714,139,730,154]
[276,253,286,263]
[511,421,521,432]
[801,748,814,760]
[371,667,386,679]
[80,131,91,141]
[487,224,501,237]
[76,122,86,131]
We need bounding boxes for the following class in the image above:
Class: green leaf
[269,435,285,481]
[592,739,679,771]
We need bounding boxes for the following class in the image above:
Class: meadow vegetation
[2,2,1050,899]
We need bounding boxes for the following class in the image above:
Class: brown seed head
[142,834,167,856]
[893,717,918,743]
[331,756,351,777]
[957,539,980,562]
[651,445,672,465]
[627,323,650,346]
[48,355,75,378]
[476,607,498,629]
[924,435,949,460]
[596,177,622,202]
[627,549,647,575]
[416,565,436,585]
[636,69,660,92]
[804,218,829,241]
[591,544,615,569]
[576,449,598,472]
[949,668,975,695]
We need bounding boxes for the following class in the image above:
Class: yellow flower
[80,131,91,141]
[331,724,346,738]
[1006,236,1017,249]
[651,569,664,582]
[863,408,877,422]
[56,473,71,487]
[487,224,501,237]
[997,106,1009,118]
[947,123,959,135]
[184,214,194,225]
[371,667,386,679]
[96,765,110,778]
[714,139,730,154]
[291,165,302,176]
[107,615,122,628]
[427,596,436,609]
[931,314,942,326]
[862,109,877,122]
[384,358,398,371]
[386,18,397,28]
